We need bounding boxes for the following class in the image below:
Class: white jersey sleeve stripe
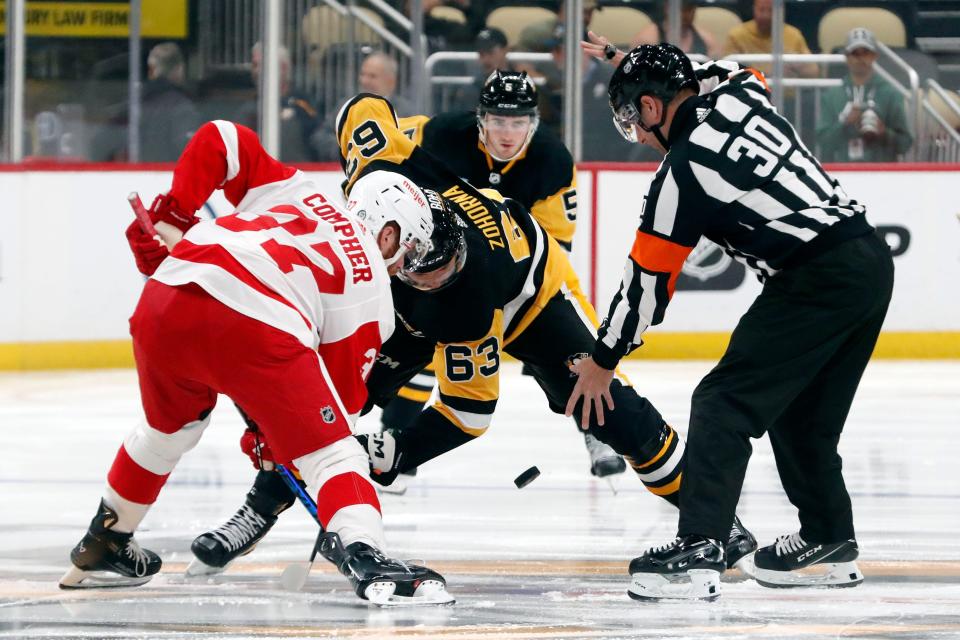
[212,120,241,184]
[652,169,680,237]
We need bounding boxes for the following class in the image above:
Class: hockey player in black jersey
[388,70,624,479]
[188,93,757,578]
[569,39,894,600]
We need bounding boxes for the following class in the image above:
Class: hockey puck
[513,466,541,489]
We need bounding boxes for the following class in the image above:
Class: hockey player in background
[184,94,757,577]
[568,40,894,599]
[59,120,454,605]
[386,70,626,479]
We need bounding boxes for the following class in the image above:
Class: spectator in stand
[312,52,413,161]
[817,28,912,162]
[358,52,415,116]
[723,0,818,80]
[631,1,721,59]
[91,42,202,162]
[542,24,630,160]
[454,28,514,109]
[237,43,319,162]
[140,43,203,161]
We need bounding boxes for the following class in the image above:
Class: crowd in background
[18,0,938,164]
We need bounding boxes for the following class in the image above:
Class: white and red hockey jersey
[151,120,394,421]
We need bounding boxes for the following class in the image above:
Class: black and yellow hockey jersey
[397,111,578,249]
[337,93,580,435]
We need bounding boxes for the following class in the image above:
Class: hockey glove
[125,219,169,276]
[149,192,199,233]
[240,427,277,470]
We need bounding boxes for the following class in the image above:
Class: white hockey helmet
[347,171,435,268]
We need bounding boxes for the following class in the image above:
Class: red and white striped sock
[295,437,385,549]
[103,416,210,532]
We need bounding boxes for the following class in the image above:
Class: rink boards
[0,162,957,368]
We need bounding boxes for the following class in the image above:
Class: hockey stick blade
[281,527,324,592]
[277,465,325,591]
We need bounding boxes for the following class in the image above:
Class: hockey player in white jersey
[60,120,453,605]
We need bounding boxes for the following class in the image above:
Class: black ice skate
[187,470,297,576]
[318,532,454,606]
[628,535,725,601]
[59,499,161,589]
[725,515,758,570]
[749,532,863,588]
[584,432,627,477]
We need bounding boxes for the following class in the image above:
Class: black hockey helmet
[399,188,468,292]
[608,43,698,144]
[478,70,539,118]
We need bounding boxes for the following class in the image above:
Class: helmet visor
[397,233,467,292]
[384,234,430,269]
[612,102,641,143]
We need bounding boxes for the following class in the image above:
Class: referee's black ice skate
[60,499,161,589]
[187,469,297,576]
[318,532,454,606]
[628,535,725,601]
[725,515,757,571]
[748,532,863,588]
[584,432,627,477]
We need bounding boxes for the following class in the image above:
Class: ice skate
[725,515,757,571]
[748,532,863,588]
[318,532,454,606]
[187,470,296,576]
[628,535,725,601]
[584,432,626,478]
[60,500,161,589]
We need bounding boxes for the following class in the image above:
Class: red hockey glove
[149,192,198,233]
[240,427,276,470]
[125,219,169,276]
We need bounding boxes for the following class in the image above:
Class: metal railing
[424,52,554,114]
[918,79,960,162]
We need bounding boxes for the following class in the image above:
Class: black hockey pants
[678,232,894,544]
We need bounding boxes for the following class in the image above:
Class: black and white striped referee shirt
[593,62,875,369]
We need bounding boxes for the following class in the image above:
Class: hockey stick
[276,464,326,591]
[127,191,183,250]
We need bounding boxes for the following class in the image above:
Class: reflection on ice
[1,362,958,638]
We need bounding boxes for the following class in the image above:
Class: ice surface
[1,361,958,638]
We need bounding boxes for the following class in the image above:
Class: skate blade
[725,551,757,582]
[378,480,408,496]
[366,580,455,607]
[754,561,864,589]
[628,569,721,601]
[59,565,153,590]
[185,556,230,577]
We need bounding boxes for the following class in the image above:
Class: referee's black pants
[678,232,894,544]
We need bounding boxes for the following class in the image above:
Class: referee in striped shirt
[567,40,894,598]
